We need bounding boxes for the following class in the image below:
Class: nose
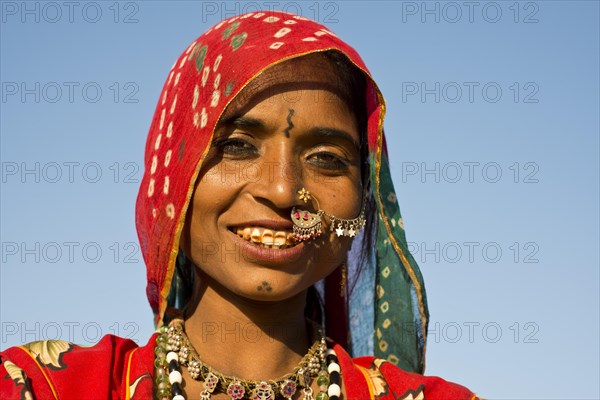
[250,152,305,211]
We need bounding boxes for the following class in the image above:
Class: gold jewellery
[291,188,366,242]
[154,319,344,400]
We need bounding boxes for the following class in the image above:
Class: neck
[183,271,312,381]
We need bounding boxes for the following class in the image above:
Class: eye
[308,151,350,171]
[213,137,259,157]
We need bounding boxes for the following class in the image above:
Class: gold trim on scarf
[373,99,428,372]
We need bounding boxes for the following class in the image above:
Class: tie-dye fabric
[134,11,429,373]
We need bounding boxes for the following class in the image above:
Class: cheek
[316,177,363,220]
[195,160,242,189]
[189,164,237,235]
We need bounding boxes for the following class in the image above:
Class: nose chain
[291,188,366,242]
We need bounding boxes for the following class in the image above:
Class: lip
[228,219,295,231]
[228,229,307,265]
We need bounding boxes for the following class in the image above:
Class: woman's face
[181,55,363,301]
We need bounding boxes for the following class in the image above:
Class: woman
[1,11,479,400]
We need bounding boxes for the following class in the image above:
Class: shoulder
[1,333,157,400]
[334,344,481,400]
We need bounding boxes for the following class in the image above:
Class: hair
[168,50,377,327]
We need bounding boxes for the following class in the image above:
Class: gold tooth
[237,227,295,248]
[286,233,295,246]
[261,229,274,245]
[250,228,261,243]
[273,235,286,246]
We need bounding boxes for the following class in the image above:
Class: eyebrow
[218,115,359,151]
[219,115,266,131]
[309,127,360,152]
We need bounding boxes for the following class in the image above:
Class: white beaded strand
[325,348,342,400]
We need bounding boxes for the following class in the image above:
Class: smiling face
[180,54,364,301]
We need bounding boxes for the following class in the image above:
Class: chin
[227,272,309,303]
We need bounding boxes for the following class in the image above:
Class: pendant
[226,381,245,400]
[204,372,219,392]
[251,381,275,400]
[302,387,315,400]
[200,372,218,399]
[298,368,312,388]
[335,224,345,237]
[189,360,201,379]
[291,208,323,242]
[200,390,212,400]
[280,379,297,399]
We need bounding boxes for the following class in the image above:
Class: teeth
[274,232,286,246]
[261,229,273,245]
[250,228,261,243]
[233,226,296,248]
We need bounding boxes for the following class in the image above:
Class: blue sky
[1,1,598,398]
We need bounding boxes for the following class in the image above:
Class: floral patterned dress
[1,334,478,399]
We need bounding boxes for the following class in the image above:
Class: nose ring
[291,189,323,242]
[290,188,366,242]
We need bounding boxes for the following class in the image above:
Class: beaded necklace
[154,320,342,400]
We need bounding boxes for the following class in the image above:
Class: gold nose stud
[297,188,311,203]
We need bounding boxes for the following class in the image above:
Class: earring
[290,188,367,242]
[340,263,347,297]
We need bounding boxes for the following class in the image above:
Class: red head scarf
[135,11,429,373]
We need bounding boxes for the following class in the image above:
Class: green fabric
[371,151,429,373]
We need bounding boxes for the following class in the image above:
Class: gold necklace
[156,319,328,400]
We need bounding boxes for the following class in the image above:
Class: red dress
[1,335,478,400]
